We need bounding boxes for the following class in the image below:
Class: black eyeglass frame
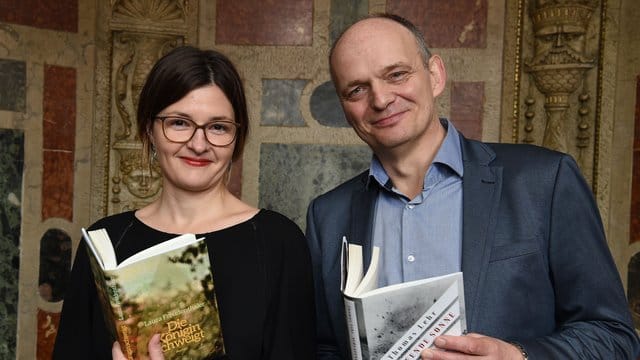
[155,116,241,147]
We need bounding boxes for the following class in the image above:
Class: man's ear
[427,55,447,98]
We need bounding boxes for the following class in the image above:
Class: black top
[53,209,316,359]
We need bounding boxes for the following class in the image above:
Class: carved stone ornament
[96,0,197,215]
[525,0,597,154]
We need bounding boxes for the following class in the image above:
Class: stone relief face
[530,23,592,69]
[120,151,162,199]
[536,23,585,55]
[522,1,598,154]
[527,2,596,70]
[525,3,596,97]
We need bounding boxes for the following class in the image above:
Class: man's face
[330,18,446,154]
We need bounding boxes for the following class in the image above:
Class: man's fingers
[432,335,486,355]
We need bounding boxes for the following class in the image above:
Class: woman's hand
[112,334,165,360]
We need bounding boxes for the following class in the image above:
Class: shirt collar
[367,118,464,189]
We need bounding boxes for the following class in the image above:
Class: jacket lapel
[349,173,379,271]
[460,137,502,329]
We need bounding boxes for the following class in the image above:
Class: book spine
[344,298,363,360]
[381,282,459,360]
[105,275,137,360]
[116,321,137,360]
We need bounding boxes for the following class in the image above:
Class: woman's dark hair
[137,45,249,162]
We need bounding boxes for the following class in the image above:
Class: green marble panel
[261,79,308,126]
[0,128,24,359]
[329,0,369,44]
[259,143,371,229]
[310,81,348,127]
[0,59,26,112]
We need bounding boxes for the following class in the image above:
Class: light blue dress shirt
[370,119,463,287]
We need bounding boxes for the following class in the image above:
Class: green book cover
[84,228,225,360]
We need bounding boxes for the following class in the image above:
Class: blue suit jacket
[306,135,639,359]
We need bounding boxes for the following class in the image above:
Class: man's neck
[375,121,446,199]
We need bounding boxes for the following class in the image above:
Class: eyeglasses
[156,116,240,147]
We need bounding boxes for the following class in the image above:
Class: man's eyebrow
[339,62,414,92]
[381,62,410,73]
[344,79,366,89]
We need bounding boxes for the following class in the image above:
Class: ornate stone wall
[91,0,198,218]
[0,0,95,358]
[0,0,638,358]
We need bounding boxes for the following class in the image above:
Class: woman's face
[150,85,236,194]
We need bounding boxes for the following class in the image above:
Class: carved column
[504,0,603,186]
[92,0,198,218]
[525,1,596,158]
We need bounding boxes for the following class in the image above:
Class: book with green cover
[82,228,226,360]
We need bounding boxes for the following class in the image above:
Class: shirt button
[407,204,415,209]
[407,255,415,262]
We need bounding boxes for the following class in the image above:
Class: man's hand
[420,333,525,359]
[112,334,165,360]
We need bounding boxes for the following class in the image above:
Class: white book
[341,242,467,360]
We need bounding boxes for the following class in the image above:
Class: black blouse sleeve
[260,211,317,359]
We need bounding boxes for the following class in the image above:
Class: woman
[53,46,316,359]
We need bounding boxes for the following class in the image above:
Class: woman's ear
[147,125,155,145]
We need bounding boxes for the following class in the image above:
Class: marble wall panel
[216,0,313,45]
[42,64,76,221]
[310,81,349,127]
[36,309,61,360]
[0,128,24,360]
[42,151,74,221]
[0,58,26,112]
[450,81,484,140]
[43,65,76,151]
[387,0,487,48]
[259,143,371,229]
[0,0,78,33]
[329,0,369,44]
[261,79,307,126]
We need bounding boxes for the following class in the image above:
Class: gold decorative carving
[524,0,596,153]
[114,38,135,140]
[110,33,179,212]
[91,0,197,218]
[112,33,178,142]
[523,93,536,143]
[504,0,605,188]
[577,91,590,151]
[114,144,162,199]
[111,0,189,22]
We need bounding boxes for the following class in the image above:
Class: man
[305,13,640,359]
